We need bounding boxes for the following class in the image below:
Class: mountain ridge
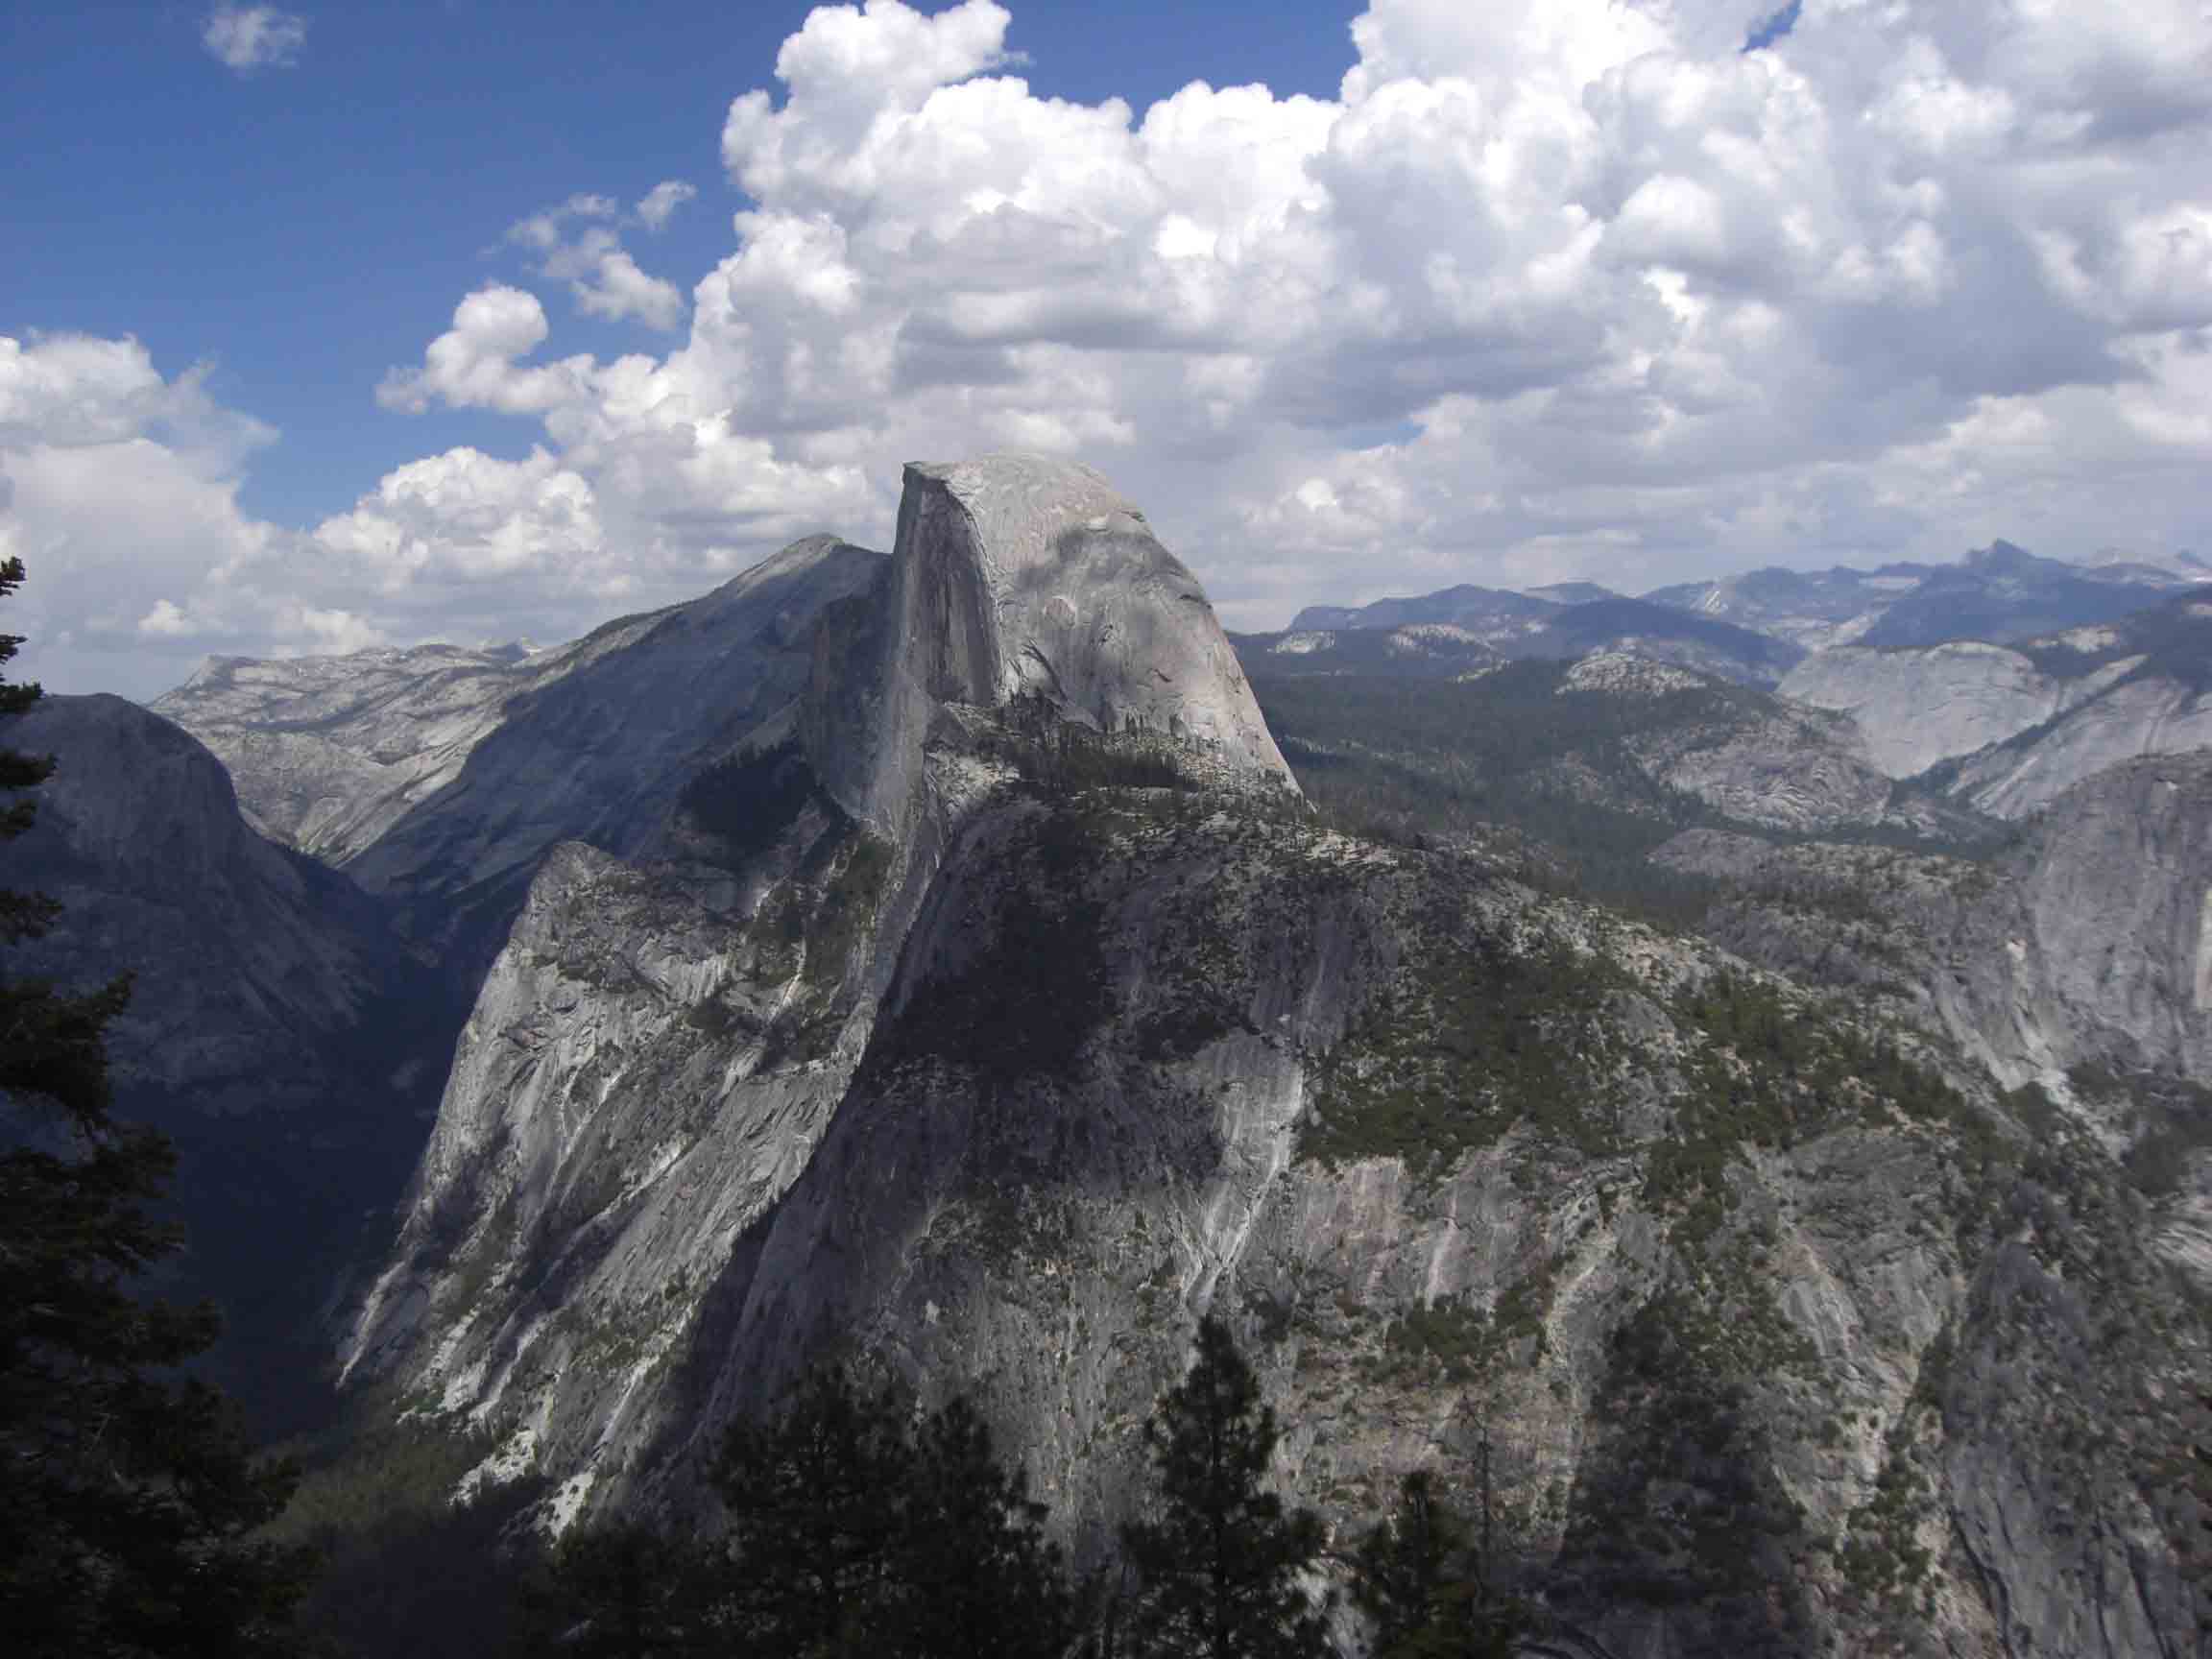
[50,468,2211,1653]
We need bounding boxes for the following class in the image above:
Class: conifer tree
[1120,1315,1332,1659]
[511,1521,709,1659]
[1351,1455,1535,1659]
[709,1366,1080,1659]
[1353,1471,1465,1655]
[0,556,314,1655]
[894,1395,1074,1659]
[707,1363,912,1658]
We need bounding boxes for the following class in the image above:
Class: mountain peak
[1966,537,2038,570]
[808,453,1294,829]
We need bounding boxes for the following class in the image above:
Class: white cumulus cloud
[505,196,689,331]
[637,180,698,231]
[15,0,2212,698]
[202,5,307,74]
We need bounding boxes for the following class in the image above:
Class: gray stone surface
[153,638,621,865]
[2,694,396,1111]
[1949,669,2212,820]
[349,536,883,900]
[807,454,1293,834]
[329,461,2207,1655]
[1780,639,2124,779]
[1781,598,2212,820]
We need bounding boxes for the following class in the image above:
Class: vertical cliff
[805,454,1292,836]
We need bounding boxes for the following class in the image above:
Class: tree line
[507,1313,1535,1659]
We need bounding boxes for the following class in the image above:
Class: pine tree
[1119,1315,1332,1659]
[511,1521,709,1658]
[1353,1471,1464,1655]
[0,555,315,1655]
[1351,1455,1534,1659]
[893,1395,1074,1659]
[708,1364,1085,1659]
[706,1363,912,1658]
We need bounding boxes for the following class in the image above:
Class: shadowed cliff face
[0,694,445,1428]
[4,694,397,1104]
[328,459,2209,1657]
[347,537,887,910]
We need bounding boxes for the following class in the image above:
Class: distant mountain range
[1256,590,1805,686]
[1288,537,2206,661]
[1248,544,2212,831]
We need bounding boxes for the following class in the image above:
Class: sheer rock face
[1780,640,2120,778]
[1936,754,2212,1089]
[807,455,1293,833]
[1664,755,2212,1094]
[2,694,394,1108]
[152,637,634,867]
[1947,671,2212,821]
[1781,603,2212,819]
[153,540,886,914]
[344,538,884,908]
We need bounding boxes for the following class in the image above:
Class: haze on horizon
[4,0,2209,700]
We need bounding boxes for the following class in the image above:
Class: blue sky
[3,1,2208,697]
[4,1,1355,531]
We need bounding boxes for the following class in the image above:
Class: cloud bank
[12,0,2212,695]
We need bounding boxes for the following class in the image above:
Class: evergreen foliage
[896,1395,1075,1659]
[0,556,315,1656]
[1251,666,1729,925]
[264,1414,541,1659]
[1120,1316,1332,1659]
[1351,1470,1531,1659]
[680,736,823,864]
[510,1521,711,1659]
[706,1366,1075,1659]
[708,1364,910,1656]
[1352,1471,1462,1654]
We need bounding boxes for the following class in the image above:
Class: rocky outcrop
[330,459,2207,1657]
[1658,751,2212,1190]
[1937,754,2212,1090]
[806,455,1293,833]
[1946,663,2212,821]
[1783,596,2212,820]
[1780,639,2128,778]
[152,637,627,865]
[1575,657,1911,836]
[336,539,883,983]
